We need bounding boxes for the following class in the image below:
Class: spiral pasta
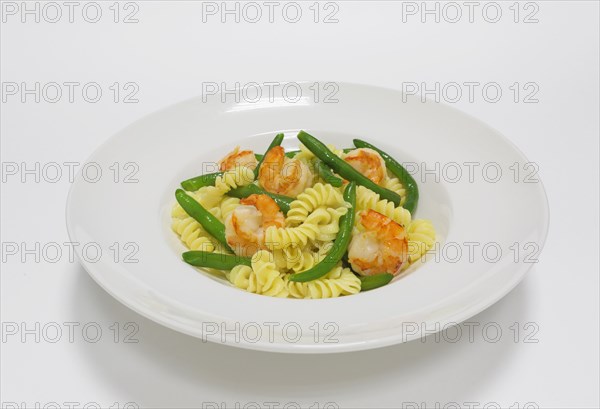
[356,186,411,228]
[272,246,319,272]
[219,196,240,222]
[313,206,349,242]
[271,241,332,273]
[228,250,288,297]
[265,206,347,250]
[171,191,215,219]
[171,189,221,218]
[286,264,361,299]
[171,216,217,252]
[286,183,346,226]
[293,143,317,162]
[216,166,255,191]
[383,174,407,206]
[407,219,436,263]
[327,144,346,158]
[191,167,255,209]
[295,143,344,166]
[192,186,225,210]
[264,218,321,250]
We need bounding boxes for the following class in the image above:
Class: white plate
[66,82,549,353]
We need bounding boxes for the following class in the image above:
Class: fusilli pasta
[215,166,255,191]
[286,264,361,299]
[383,174,407,206]
[272,245,319,272]
[313,206,349,242]
[264,219,321,250]
[271,241,332,272]
[286,183,346,226]
[407,219,436,263]
[356,186,412,228]
[293,143,317,162]
[265,206,347,250]
[171,216,217,252]
[228,250,288,297]
[193,167,255,209]
[219,196,240,222]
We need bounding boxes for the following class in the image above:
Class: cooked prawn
[344,148,387,185]
[258,146,313,197]
[348,209,408,276]
[219,146,258,171]
[225,194,285,257]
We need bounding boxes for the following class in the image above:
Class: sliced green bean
[359,273,394,291]
[353,139,419,214]
[227,184,293,214]
[297,131,402,206]
[316,160,343,187]
[254,133,284,179]
[175,189,233,252]
[182,251,251,270]
[288,182,356,282]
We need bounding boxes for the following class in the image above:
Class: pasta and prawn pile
[172,131,436,299]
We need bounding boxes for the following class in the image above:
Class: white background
[1,1,599,408]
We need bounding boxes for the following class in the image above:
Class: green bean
[181,172,222,191]
[288,182,356,282]
[315,160,343,187]
[254,133,284,179]
[182,251,251,270]
[359,273,394,291]
[227,184,293,214]
[175,189,233,252]
[353,139,419,214]
[290,148,352,157]
[297,131,402,207]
